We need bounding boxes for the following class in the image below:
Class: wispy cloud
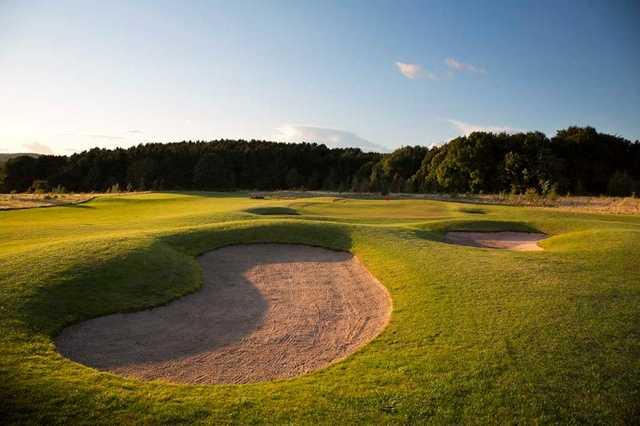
[84,134,125,140]
[272,125,389,152]
[57,132,125,140]
[445,58,486,74]
[128,129,143,134]
[23,142,54,154]
[395,62,437,80]
[448,119,518,136]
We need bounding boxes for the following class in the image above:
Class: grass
[422,192,640,215]
[245,206,300,215]
[1,192,639,424]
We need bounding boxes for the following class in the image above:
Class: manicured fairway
[1,193,639,424]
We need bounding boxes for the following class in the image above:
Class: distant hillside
[0,153,39,165]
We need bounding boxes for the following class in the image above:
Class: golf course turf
[55,243,392,385]
[1,192,639,424]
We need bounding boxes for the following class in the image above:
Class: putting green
[1,192,639,424]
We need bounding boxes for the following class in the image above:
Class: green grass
[1,192,639,424]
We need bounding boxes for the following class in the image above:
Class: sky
[1,0,639,154]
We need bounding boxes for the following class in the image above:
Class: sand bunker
[56,244,391,384]
[444,231,546,251]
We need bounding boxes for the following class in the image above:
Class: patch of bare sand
[444,231,546,251]
[56,244,391,384]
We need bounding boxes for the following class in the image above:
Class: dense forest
[2,126,639,196]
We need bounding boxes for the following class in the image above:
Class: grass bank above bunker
[56,244,391,384]
[444,231,547,251]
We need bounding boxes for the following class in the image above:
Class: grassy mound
[1,192,639,424]
[245,206,300,215]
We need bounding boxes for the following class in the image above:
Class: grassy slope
[0,193,639,424]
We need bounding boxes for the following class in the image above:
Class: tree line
[2,126,639,196]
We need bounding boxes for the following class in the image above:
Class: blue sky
[1,0,639,154]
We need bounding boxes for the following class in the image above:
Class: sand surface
[444,231,546,251]
[56,244,391,384]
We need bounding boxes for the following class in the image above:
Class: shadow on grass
[410,219,543,244]
[62,203,94,209]
[18,240,202,338]
[429,219,541,233]
[245,207,300,216]
[458,207,486,215]
[162,220,353,257]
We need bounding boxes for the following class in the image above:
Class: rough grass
[0,193,94,210]
[1,192,639,424]
[413,192,640,215]
[255,190,640,215]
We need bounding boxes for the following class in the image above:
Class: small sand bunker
[56,244,391,384]
[445,231,546,251]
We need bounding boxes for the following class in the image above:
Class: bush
[29,180,49,193]
[607,171,636,197]
[523,187,540,203]
[607,171,635,197]
[543,183,559,202]
[109,183,121,193]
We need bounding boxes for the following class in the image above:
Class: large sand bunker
[56,244,391,384]
[444,231,546,251]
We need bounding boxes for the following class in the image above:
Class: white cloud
[57,132,125,140]
[23,141,54,154]
[272,125,389,152]
[448,119,518,136]
[445,58,486,74]
[128,129,143,134]
[84,134,125,140]
[395,62,436,80]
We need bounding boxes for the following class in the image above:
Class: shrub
[29,180,49,193]
[607,171,635,197]
[523,187,540,203]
